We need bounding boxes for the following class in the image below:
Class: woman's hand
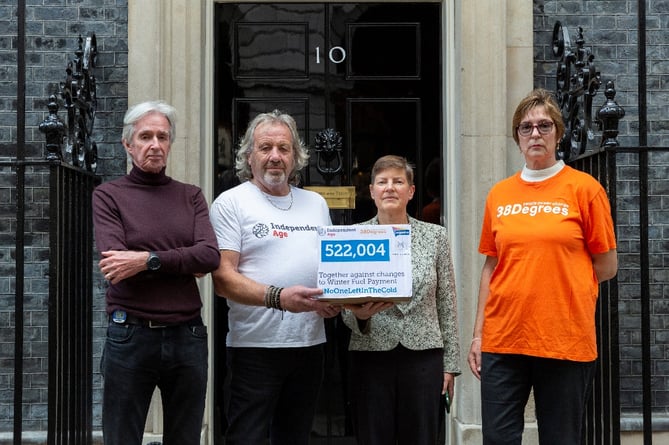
[314,302,342,319]
[442,372,455,399]
[468,337,482,380]
[343,301,394,320]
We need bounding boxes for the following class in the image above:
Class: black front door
[213,3,442,442]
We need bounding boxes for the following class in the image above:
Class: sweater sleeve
[435,228,461,374]
[157,188,221,275]
[92,185,128,252]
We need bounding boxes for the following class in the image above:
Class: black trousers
[224,345,324,445]
[481,353,595,445]
[349,345,444,445]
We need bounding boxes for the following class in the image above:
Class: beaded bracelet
[264,285,284,310]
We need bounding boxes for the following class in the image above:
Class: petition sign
[316,224,412,303]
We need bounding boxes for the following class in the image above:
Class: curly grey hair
[235,110,309,184]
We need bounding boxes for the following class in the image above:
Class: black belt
[110,311,202,329]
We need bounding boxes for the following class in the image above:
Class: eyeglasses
[517,120,554,137]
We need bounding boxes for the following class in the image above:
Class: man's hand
[99,250,149,285]
[279,285,341,318]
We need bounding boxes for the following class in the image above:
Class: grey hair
[235,110,309,184]
[122,100,177,144]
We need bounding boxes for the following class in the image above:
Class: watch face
[147,254,161,271]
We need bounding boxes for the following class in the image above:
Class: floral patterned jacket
[341,215,461,374]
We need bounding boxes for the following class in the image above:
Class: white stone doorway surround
[127,1,533,444]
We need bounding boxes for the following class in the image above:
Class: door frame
[204,2,455,443]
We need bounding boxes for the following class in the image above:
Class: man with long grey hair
[210,110,340,445]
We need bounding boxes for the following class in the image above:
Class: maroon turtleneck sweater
[92,165,220,323]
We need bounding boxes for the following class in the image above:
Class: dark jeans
[101,320,208,445]
[224,345,324,445]
[349,345,444,445]
[480,353,595,445]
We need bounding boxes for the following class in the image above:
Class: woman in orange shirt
[467,89,618,444]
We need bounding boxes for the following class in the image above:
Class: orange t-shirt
[478,166,616,362]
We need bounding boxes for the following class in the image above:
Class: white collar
[521,160,565,182]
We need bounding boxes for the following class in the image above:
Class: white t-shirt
[210,181,332,347]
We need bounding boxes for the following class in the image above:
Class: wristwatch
[146,251,161,271]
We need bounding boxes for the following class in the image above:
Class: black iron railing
[40,32,99,445]
[47,161,97,445]
[569,147,621,445]
[1,159,96,445]
[571,142,668,445]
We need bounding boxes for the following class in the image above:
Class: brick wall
[535,0,669,427]
[0,0,128,432]
[0,165,52,432]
